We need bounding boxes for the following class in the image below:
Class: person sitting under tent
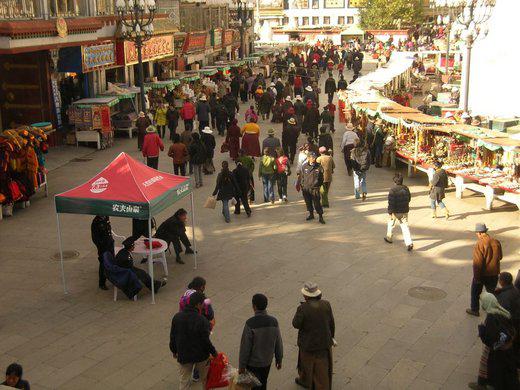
[115,236,167,293]
[154,208,194,265]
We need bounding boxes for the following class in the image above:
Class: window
[302,16,309,25]
[282,17,289,25]
[347,16,354,24]
[338,16,345,25]
[294,17,299,26]
[349,0,366,6]
[323,16,330,24]
[311,0,319,8]
[49,0,79,16]
[312,16,319,25]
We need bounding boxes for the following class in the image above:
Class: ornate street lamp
[116,0,157,112]
[236,0,254,59]
[454,0,494,112]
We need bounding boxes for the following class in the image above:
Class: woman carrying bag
[212,161,239,223]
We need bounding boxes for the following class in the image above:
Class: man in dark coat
[324,73,337,104]
[196,96,211,132]
[303,86,317,105]
[320,106,335,133]
[136,111,152,150]
[297,152,325,224]
[115,237,166,293]
[303,102,320,140]
[274,78,284,101]
[496,272,520,325]
[154,208,194,264]
[384,173,413,251]
[259,92,274,121]
[352,49,364,79]
[91,215,114,290]
[293,96,306,126]
[233,161,252,216]
[170,291,217,389]
[215,99,228,136]
[430,160,450,218]
[209,93,218,128]
[292,282,335,390]
[223,92,239,125]
[230,76,241,99]
[318,126,333,152]
[282,117,300,164]
[166,105,179,140]
[337,74,348,91]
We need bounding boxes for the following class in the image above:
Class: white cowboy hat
[287,117,296,125]
[202,126,213,134]
[444,112,454,119]
[345,122,354,131]
[286,96,292,101]
[301,282,322,298]
[138,111,145,117]
[199,94,207,101]
[461,112,470,119]
[305,86,312,92]
[289,63,295,68]
[270,82,275,87]
[295,95,302,100]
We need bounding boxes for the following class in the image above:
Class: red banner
[117,35,174,65]
[183,32,207,53]
[223,30,234,46]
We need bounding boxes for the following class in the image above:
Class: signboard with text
[183,32,208,53]
[223,30,234,46]
[82,42,116,72]
[211,29,222,49]
[117,35,174,65]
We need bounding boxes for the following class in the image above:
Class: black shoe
[407,244,413,251]
[176,255,185,264]
[99,284,109,291]
[306,214,315,221]
[246,211,251,217]
[466,309,480,317]
[384,237,392,244]
[185,247,194,254]
[318,216,325,224]
[234,211,240,214]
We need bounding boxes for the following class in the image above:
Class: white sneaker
[279,199,283,203]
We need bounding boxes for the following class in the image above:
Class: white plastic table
[132,237,169,276]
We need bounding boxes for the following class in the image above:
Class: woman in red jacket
[142,125,164,169]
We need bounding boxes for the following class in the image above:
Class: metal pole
[463,38,472,113]
[190,192,198,269]
[148,217,155,304]
[136,37,147,113]
[445,26,450,78]
[56,213,68,294]
[240,26,244,59]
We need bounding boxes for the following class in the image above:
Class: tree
[358,0,424,30]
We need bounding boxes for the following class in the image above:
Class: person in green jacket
[258,148,276,203]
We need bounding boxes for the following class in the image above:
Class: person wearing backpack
[351,139,371,201]
[258,148,276,204]
[430,160,450,219]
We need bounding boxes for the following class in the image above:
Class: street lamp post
[116,0,156,112]
[236,0,253,59]
[454,0,494,112]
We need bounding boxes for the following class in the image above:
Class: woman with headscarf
[469,292,518,390]
[226,118,241,160]
[241,117,261,157]
[212,161,239,223]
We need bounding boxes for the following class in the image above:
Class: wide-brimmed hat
[146,125,157,133]
[305,86,313,92]
[461,112,470,119]
[475,223,488,233]
[268,128,275,135]
[301,282,322,297]
[345,122,355,131]
[444,112,454,119]
[139,111,145,117]
[199,94,207,101]
[289,63,295,68]
[202,126,213,134]
[295,95,302,100]
[287,117,296,125]
[286,96,292,101]
[270,82,275,87]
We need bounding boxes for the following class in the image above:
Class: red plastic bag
[143,239,162,249]
[206,353,229,389]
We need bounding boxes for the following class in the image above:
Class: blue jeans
[262,174,275,202]
[430,199,446,209]
[221,199,230,222]
[353,171,367,198]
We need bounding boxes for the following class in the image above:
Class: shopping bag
[206,353,230,389]
[221,141,229,153]
[229,197,237,207]
[204,195,217,209]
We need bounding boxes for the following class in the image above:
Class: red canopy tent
[55,152,195,303]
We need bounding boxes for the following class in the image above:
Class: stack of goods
[0,126,48,214]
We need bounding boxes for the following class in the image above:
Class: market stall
[68,97,118,149]
[98,84,142,139]
[54,152,196,303]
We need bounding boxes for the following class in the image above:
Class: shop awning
[72,97,119,108]
[144,79,180,91]
[199,68,219,76]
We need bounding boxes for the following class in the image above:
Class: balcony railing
[0,0,38,19]
[48,0,79,17]
[95,0,114,15]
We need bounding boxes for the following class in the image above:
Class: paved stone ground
[0,65,519,390]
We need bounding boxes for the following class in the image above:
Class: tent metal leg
[190,192,198,269]
[148,217,155,304]
[56,213,68,294]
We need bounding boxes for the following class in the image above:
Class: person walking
[212,161,239,223]
[91,215,114,290]
[384,173,413,251]
[179,277,216,330]
[232,160,252,217]
[215,98,228,136]
[239,294,283,390]
[275,148,290,203]
[209,92,218,129]
[258,89,274,121]
[466,223,502,316]
[351,140,371,201]
[282,117,300,164]
[324,72,337,105]
[241,118,261,158]
[262,128,281,157]
[166,105,180,140]
[168,134,189,176]
[154,102,168,139]
[293,95,306,126]
[180,99,196,132]
[373,119,385,167]
[201,127,216,175]
[292,282,335,390]
[303,101,320,140]
[226,118,242,160]
[316,147,334,208]
[142,125,164,169]
[170,291,217,390]
[297,152,325,224]
[2,363,31,390]
[430,160,450,219]
[188,133,206,188]
[237,149,256,203]
[196,95,211,132]
[318,125,333,152]
[320,106,335,134]
[258,148,276,204]
[136,111,152,150]
[340,123,359,176]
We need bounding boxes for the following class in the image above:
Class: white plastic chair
[113,284,138,302]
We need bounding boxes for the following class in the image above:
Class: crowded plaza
[0,0,519,389]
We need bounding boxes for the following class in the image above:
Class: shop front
[223,29,234,60]
[183,32,209,70]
